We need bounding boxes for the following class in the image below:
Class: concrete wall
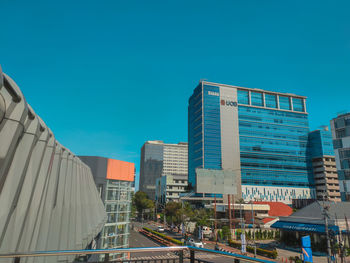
[0,67,107,262]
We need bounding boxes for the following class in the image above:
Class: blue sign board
[271,221,339,234]
[301,235,313,263]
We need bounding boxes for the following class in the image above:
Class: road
[128,227,174,258]
[129,221,256,263]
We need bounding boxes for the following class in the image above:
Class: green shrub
[143,227,184,245]
[222,226,231,240]
[228,239,277,259]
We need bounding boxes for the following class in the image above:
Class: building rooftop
[200,80,307,99]
[145,140,188,146]
[254,201,293,217]
[278,201,350,225]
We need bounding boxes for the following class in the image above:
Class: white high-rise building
[140,140,188,203]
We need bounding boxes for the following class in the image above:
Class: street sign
[301,235,313,263]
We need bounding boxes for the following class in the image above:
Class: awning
[271,221,339,234]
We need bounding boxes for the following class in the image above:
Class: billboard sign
[196,168,240,195]
[106,159,134,181]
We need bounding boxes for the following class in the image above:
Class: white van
[202,226,212,237]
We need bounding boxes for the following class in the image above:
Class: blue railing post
[14,257,20,263]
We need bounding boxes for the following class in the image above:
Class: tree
[193,208,214,227]
[133,191,155,220]
[165,201,182,226]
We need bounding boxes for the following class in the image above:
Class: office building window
[265,94,277,108]
[279,96,291,110]
[251,92,263,106]
[237,89,249,105]
[293,98,304,112]
[333,139,343,149]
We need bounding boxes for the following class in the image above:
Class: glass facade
[331,113,350,201]
[293,97,304,112]
[237,89,249,105]
[188,81,314,203]
[188,84,203,189]
[279,96,291,110]
[250,91,263,107]
[203,85,221,169]
[308,129,334,158]
[265,94,277,108]
[239,106,312,188]
[139,143,163,200]
[101,179,133,261]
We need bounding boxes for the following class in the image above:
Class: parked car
[157,226,165,232]
[187,238,204,248]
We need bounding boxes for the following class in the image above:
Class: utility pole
[251,200,256,258]
[322,195,332,263]
[239,199,246,254]
[214,195,217,242]
[181,199,185,239]
[228,194,232,235]
[164,204,166,227]
[335,214,345,263]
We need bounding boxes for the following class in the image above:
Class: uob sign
[221,100,237,107]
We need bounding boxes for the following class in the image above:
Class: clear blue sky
[2,0,350,190]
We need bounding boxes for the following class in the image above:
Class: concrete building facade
[308,128,341,202]
[188,81,315,204]
[140,140,188,203]
[330,112,350,201]
[0,67,106,263]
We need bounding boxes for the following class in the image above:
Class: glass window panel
[237,89,249,105]
[265,94,277,108]
[251,92,263,106]
[292,98,304,112]
[279,96,291,110]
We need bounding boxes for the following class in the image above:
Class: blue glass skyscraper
[188,81,315,204]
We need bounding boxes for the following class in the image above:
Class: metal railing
[0,246,276,263]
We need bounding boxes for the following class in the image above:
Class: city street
[129,227,172,258]
[130,221,271,263]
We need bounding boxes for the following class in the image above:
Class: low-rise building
[156,174,188,203]
[80,156,135,261]
[272,201,350,251]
